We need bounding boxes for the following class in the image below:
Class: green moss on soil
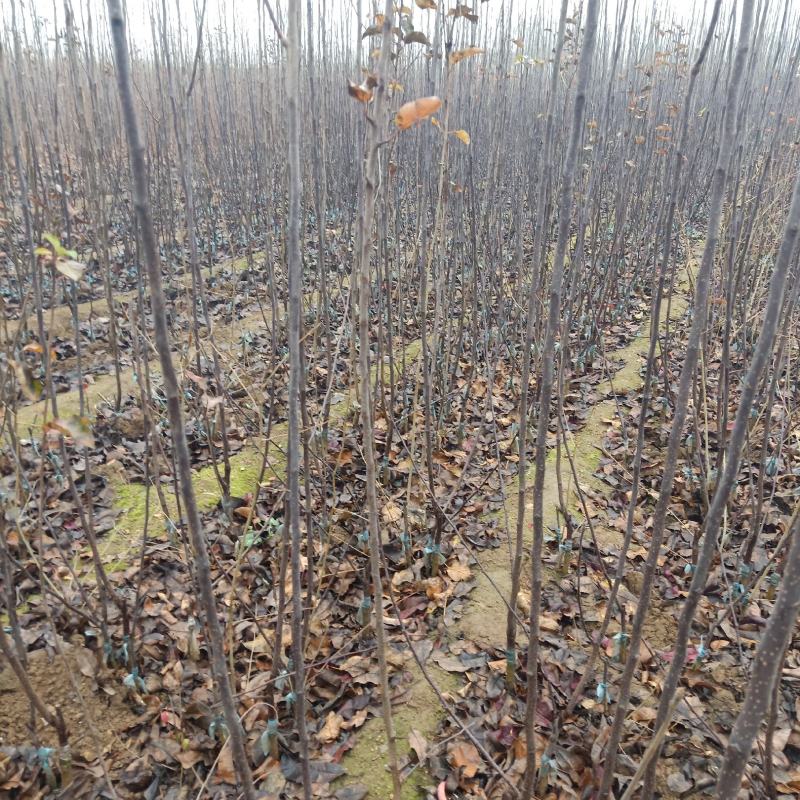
[12,250,267,340]
[0,601,29,628]
[14,369,139,435]
[112,481,152,531]
[459,262,693,649]
[192,443,271,509]
[87,337,423,571]
[99,480,159,564]
[338,662,459,799]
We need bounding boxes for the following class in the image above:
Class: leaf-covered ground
[9,233,793,800]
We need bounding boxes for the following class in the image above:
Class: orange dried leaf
[448,741,482,777]
[347,81,373,103]
[449,46,484,65]
[44,416,95,448]
[11,360,43,401]
[395,96,442,130]
[447,561,471,581]
[334,448,353,466]
[318,711,344,743]
[233,505,254,520]
[382,500,403,523]
[404,31,430,45]
[448,4,478,22]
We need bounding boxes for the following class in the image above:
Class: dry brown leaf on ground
[448,741,483,777]
[318,711,344,743]
[447,561,472,582]
[409,729,428,762]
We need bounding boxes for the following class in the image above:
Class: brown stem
[105,3,256,795]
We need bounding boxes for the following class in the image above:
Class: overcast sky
[8,0,715,54]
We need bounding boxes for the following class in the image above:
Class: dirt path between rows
[339,255,693,798]
[6,244,694,798]
[100,338,421,568]
[8,251,262,343]
[12,250,276,433]
[458,266,691,649]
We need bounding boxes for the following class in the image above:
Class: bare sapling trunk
[598,2,755,796]
[104,2,256,796]
[506,0,568,688]
[715,511,800,797]
[522,0,600,793]
[354,2,402,798]
[285,2,314,797]
[565,0,723,717]
[640,100,800,800]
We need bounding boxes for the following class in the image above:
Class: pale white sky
[9,0,711,54]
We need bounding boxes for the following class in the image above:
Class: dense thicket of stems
[523,0,599,792]
[643,103,800,800]
[506,0,568,685]
[1,1,799,797]
[354,3,402,798]
[597,2,755,794]
[715,514,800,797]
[104,1,256,796]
